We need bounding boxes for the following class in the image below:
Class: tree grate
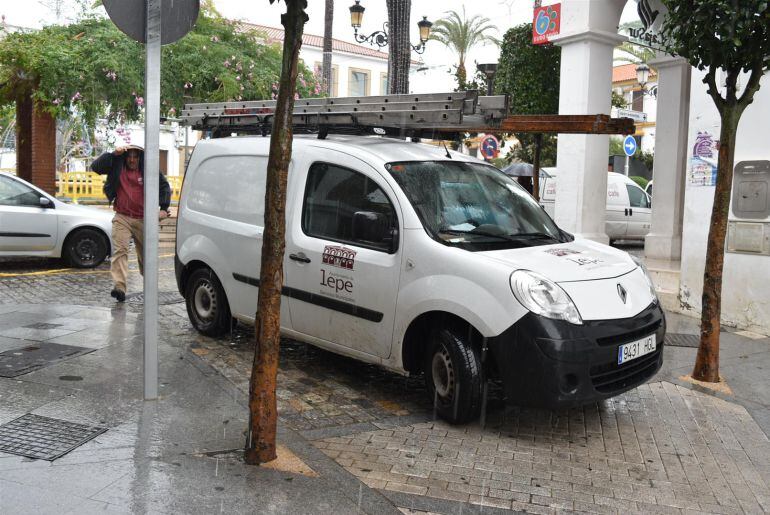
[666,333,701,348]
[0,414,107,461]
[126,291,184,305]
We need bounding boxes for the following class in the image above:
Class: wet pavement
[1,255,769,514]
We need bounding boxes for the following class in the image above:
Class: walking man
[91,145,171,302]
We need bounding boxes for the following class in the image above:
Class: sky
[0,1,640,92]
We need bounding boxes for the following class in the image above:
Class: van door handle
[624,208,628,216]
[629,208,633,216]
[289,253,311,264]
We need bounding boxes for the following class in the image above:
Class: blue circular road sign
[623,135,638,157]
[481,135,499,159]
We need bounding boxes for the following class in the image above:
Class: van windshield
[386,161,565,250]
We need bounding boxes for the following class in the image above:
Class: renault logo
[617,283,628,304]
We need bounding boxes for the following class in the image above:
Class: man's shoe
[110,288,126,302]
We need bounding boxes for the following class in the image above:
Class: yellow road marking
[0,253,175,278]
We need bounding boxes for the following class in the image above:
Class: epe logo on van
[322,245,356,270]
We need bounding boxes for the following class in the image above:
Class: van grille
[595,319,662,347]
[589,349,662,393]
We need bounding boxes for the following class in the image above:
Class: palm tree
[614,22,656,65]
[429,8,498,89]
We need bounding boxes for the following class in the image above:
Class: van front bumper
[487,302,665,409]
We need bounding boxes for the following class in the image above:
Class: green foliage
[0,8,320,125]
[495,23,560,167]
[630,175,649,189]
[503,133,557,168]
[430,8,498,89]
[660,1,769,80]
[609,136,624,156]
[638,149,654,173]
[611,90,627,109]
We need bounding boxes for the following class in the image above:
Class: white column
[553,31,625,243]
[644,55,691,261]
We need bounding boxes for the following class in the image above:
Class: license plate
[617,334,657,365]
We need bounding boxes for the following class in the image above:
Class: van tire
[185,268,231,336]
[424,328,482,424]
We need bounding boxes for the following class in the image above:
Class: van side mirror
[39,197,53,208]
[352,211,397,251]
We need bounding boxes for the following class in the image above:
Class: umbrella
[501,163,551,178]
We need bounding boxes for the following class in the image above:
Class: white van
[175,135,665,423]
[540,171,652,243]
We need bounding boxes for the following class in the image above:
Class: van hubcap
[431,346,454,399]
[194,281,216,320]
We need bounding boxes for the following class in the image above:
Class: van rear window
[187,155,268,225]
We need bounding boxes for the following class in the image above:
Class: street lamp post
[349,1,432,54]
[476,63,498,96]
[635,63,657,98]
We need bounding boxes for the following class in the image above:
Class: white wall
[679,70,770,333]
[300,46,390,97]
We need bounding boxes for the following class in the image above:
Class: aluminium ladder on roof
[180,91,509,138]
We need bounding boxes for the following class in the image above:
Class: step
[656,288,680,313]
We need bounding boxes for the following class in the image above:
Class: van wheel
[63,228,108,268]
[185,268,231,336]
[424,328,482,424]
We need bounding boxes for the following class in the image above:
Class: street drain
[0,413,107,461]
[666,333,700,348]
[126,291,184,305]
[0,343,94,378]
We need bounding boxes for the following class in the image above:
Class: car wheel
[185,267,231,336]
[424,328,482,424]
[63,228,108,268]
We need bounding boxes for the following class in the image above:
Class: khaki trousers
[111,213,144,292]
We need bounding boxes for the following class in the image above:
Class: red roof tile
[613,63,656,84]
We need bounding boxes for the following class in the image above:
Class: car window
[626,184,650,208]
[302,162,397,252]
[0,175,41,207]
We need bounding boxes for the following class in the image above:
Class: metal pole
[625,154,630,176]
[533,133,542,202]
[143,0,161,400]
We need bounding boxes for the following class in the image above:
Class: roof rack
[181,91,509,139]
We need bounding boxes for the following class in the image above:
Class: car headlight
[510,270,583,325]
[630,255,658,305]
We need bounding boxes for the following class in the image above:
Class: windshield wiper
[438,227,518,242]
[508,231,562,242]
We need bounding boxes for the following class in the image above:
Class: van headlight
[510,270,583,325]
[630,255,658,305]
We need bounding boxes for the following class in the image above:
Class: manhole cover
[126,291,184,305]
[0,413,107,461]
[0,343,94,378]
[666,333,700,348]
[23,323,63,330]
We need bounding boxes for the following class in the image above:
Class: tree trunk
[322,0,333,96]
[456,61,466,90]
[692,107,738,383]
[386,0,411,94]
[245,0,308,465]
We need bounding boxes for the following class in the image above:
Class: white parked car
[539,170,652,243]
[175,136,665,423]
[0,172,113,267]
